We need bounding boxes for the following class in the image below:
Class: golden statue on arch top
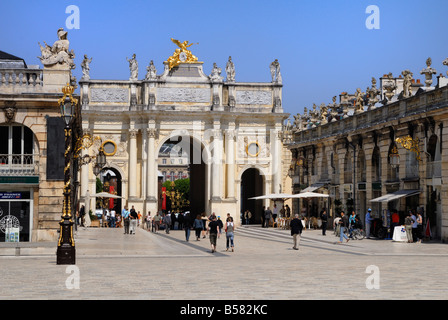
[166,38,199,70]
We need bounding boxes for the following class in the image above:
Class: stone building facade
[78,40,290,225]
[0,28,77,242]
[287,57,448,241]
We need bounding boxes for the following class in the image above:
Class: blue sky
[1,0,448,117]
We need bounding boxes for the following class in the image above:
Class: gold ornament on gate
[166,38,199,70]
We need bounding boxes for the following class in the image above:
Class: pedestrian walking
[153,212,161,233]
[110,208,116,228]
[193,214,203,241]
[264,207,272,228]
[129,206,138,234]
[122,206,130,234]
[416,211,423,243]
[404,212,414,243]
[184,212,192,241]
[338,211,350,243]
[145,211,152,231]
[225,216,235,252]
[244,210,251,225]
[365,208,373,239]
[163,212,171,234]
[411,211,418,243]
[290,214,303,250]
[321,209,328,236]
[333,214,341,236]
[260,206,265,227]
[207,215,220,253]
[217,216,223,235]
[201,213,208,239]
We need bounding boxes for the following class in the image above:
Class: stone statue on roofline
[319,103,328,124]
[38,28,75,70]
[225,56,235,83]
[367,77,380,110]
[81,54,92,81]
[420,57,437,87]
[330,96,339,122]
[127,53,138,81]
[401,69,413,98]
[209,62,223,82]
[354,88,365,114]
[383,73,397,101]
[443,58,448,76]
[269,59,282,84]
[145,60,157,80]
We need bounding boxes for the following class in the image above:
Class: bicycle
[351,228,365,240]
[344,227,365,240]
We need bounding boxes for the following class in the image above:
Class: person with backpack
[290,214,303,250]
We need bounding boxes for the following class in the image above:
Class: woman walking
[193,214,203,241]
[225,216,235,252]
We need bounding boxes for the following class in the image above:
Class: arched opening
[240,168,264,224]
[158,135,206,216]
[98,167,123,214]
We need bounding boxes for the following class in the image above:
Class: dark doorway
[240,168,264,224]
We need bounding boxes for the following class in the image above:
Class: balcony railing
[0,154,39,176]
[0,69,43,91]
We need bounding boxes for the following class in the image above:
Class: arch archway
[157,134,208,216]
[98,167,123,213]
[240,168,264,224]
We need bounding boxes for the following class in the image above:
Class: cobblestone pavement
[1,225,448,301]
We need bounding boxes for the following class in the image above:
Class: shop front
[0,190,34,242]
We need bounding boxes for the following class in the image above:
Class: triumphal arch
[78,39,290,223]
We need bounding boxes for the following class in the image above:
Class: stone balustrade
[0,68,43,93]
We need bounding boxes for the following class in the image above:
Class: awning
[301,183,325,193]
[369,189,420,203]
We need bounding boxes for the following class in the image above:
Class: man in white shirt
[110,209,116,228]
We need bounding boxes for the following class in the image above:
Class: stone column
[147,128,157,201]
[211,129,223,201]
[80,147,89,201]
[271,129,282,193]
[128,129,138,199]
[225,129,235,199]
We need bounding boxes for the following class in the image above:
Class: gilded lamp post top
[166,38,199,70]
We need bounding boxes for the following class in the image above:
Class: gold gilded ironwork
[166,38,199,70]
[57,83,78,106]
[395,135,421,161]
[73,134,101,158]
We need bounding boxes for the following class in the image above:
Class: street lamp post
[56,83,77,265]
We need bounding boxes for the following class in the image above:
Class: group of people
[120,205,140,234]
[333,210,363,243]
[142,210,237,253]
[404,210,424,243]
[261,204,291,228]
[191,212,236,253]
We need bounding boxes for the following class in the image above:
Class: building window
[162,159,167,164]
[0,124,34,164]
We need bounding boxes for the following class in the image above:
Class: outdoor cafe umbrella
[84,191,124,227]
[248,193,294,201]
[289,191,330,227]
